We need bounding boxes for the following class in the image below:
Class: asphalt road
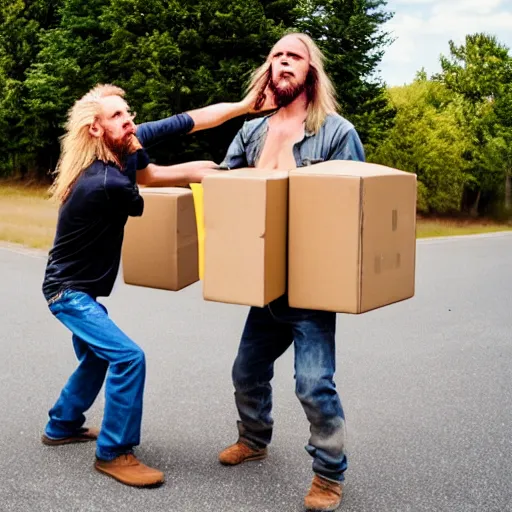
[0,234,511,512]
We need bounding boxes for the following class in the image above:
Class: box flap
[205,168,289,181]
[292,160,413,178]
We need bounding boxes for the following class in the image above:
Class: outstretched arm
[186,87,277,133]
[136,88,276,147]
[187,102,249,133]
[136,161,220,187]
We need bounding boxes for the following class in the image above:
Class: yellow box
[190,183,205,280]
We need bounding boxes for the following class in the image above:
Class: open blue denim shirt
[220,112,366,169]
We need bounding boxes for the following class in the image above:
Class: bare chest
[256,123,304,170]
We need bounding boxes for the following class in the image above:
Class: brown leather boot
[304,475,343,511]
[94,454,164,487]
[218,441,267,465]
[41,427,99,446]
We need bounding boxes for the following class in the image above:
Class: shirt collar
[257,111,315,139]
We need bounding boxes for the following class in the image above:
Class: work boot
[94,453,165,487]
[304,475,343,511]
[218,441,267,465]
[41,427,99,446]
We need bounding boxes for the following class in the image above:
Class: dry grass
[416,217,512,238]
[0,181,57,250]
[1,182,512,250]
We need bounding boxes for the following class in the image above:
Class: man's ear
[89,119,104,138]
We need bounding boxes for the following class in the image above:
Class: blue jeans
[44,289,146,461]
[232,295,347,483]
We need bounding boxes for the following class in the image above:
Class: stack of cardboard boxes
[122,161,417,314]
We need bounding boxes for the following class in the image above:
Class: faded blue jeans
[232,294,347,483]
[44,289,146,461]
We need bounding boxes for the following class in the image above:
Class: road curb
[0,242,48,259]
[417,231,512,243]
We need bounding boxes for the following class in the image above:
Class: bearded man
[41,84,272,487]
[217,33,365,511]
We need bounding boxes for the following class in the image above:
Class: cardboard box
[288,160,417,313]
[122,187,199,291]
[202,169,288,307]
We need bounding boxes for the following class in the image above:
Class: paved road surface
[0,234,511,512]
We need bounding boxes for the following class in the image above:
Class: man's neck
[273,92,308,124]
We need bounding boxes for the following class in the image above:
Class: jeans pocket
[48,289,84,314]
[47,290,67,314]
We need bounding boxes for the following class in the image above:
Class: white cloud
[433,0,505,16]
[392,0,440,4]
[377,0,512,85]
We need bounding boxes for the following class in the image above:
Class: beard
[103,132,139,165]
[268,73,306,108]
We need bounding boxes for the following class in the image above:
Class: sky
[377,0,512,86]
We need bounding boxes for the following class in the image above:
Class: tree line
[0,0,511,216]
[372,34,512,217]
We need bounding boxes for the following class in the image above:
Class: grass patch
[416,217,512,238]
[1,182,512,250]
[0,180,50,199]
[0,181,56,250]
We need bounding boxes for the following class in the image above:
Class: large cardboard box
[122,187,199,291]
[202,169,288,307]
[288,160,417,313]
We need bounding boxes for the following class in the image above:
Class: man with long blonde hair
[218,33,365,511]
[41,83,273,487]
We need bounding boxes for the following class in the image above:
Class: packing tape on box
[374,253,402,274]
[190,183,205,280]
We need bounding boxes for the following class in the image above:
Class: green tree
[24,0,296,169]
[477,84,512,216]
[0,0,63,178]
[295,0,396,153]
[371,77,469,214]
[8,0,395,177]
[438,33,512,215]
[98,0,296,163]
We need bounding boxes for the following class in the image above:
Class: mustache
[123,123,136,135]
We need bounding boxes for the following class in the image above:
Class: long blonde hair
[49,84,129,204]
[248,32,338,133]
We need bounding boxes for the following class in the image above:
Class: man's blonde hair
[248,32,338,133]
[49,84,130,204]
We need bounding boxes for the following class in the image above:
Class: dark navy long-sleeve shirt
[42,113,194,301]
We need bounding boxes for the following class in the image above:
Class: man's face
[97,95,138,159]
[268,35,310,106]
